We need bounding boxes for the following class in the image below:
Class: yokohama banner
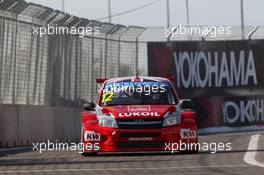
[148,40,264,129]
[194,96,264,128]
[148,40,264,98]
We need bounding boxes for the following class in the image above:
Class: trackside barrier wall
[0,105,81,148]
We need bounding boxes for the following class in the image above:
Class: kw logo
[85,131,101,141]
[180,129,196,139]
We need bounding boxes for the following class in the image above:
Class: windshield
[99,80,177,106]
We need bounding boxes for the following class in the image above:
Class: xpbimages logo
[32,140,100,153]
[164,141,232,154]
[165,25,232,38]
[32,24,100,37]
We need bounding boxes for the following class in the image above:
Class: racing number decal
[102,91,114,104]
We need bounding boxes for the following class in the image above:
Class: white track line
[0,164,250,174]
[244,134,264,168]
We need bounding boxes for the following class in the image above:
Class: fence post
[91,35,94,102]
[12,14,18,104]
[117,35,121,77]
[135,37,139,76]
[0,9,5,103]
[104,33,108,78]
[135,28,145,76]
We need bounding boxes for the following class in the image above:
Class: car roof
[105,76,171,84]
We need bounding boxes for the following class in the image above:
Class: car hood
[101,105,175,119]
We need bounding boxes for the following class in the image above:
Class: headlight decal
[97,113,118,128]
[163,106,181,127]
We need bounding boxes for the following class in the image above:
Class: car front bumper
[82,124,197,152]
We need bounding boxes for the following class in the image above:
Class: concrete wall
[0,105,82,148]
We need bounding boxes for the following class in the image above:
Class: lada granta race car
[80,76,198,155]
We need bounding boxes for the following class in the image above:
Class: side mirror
[83,102,95,111]
[181,99,194,111]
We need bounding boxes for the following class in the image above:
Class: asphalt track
[0,131,263,175]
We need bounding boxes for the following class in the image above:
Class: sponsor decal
[105,81,169,89]
[134,119,145,123]
[194,96,264,128]
[128,105,151,112]
[118,112,160,117]
[223,99,264,125]
[84,131,101,141]
[180,129,196,139]
[173,50,257,88]
[128,137,153,141]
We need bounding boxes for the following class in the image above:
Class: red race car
[80,76,198,155]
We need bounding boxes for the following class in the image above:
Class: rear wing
[96,78,107,84]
